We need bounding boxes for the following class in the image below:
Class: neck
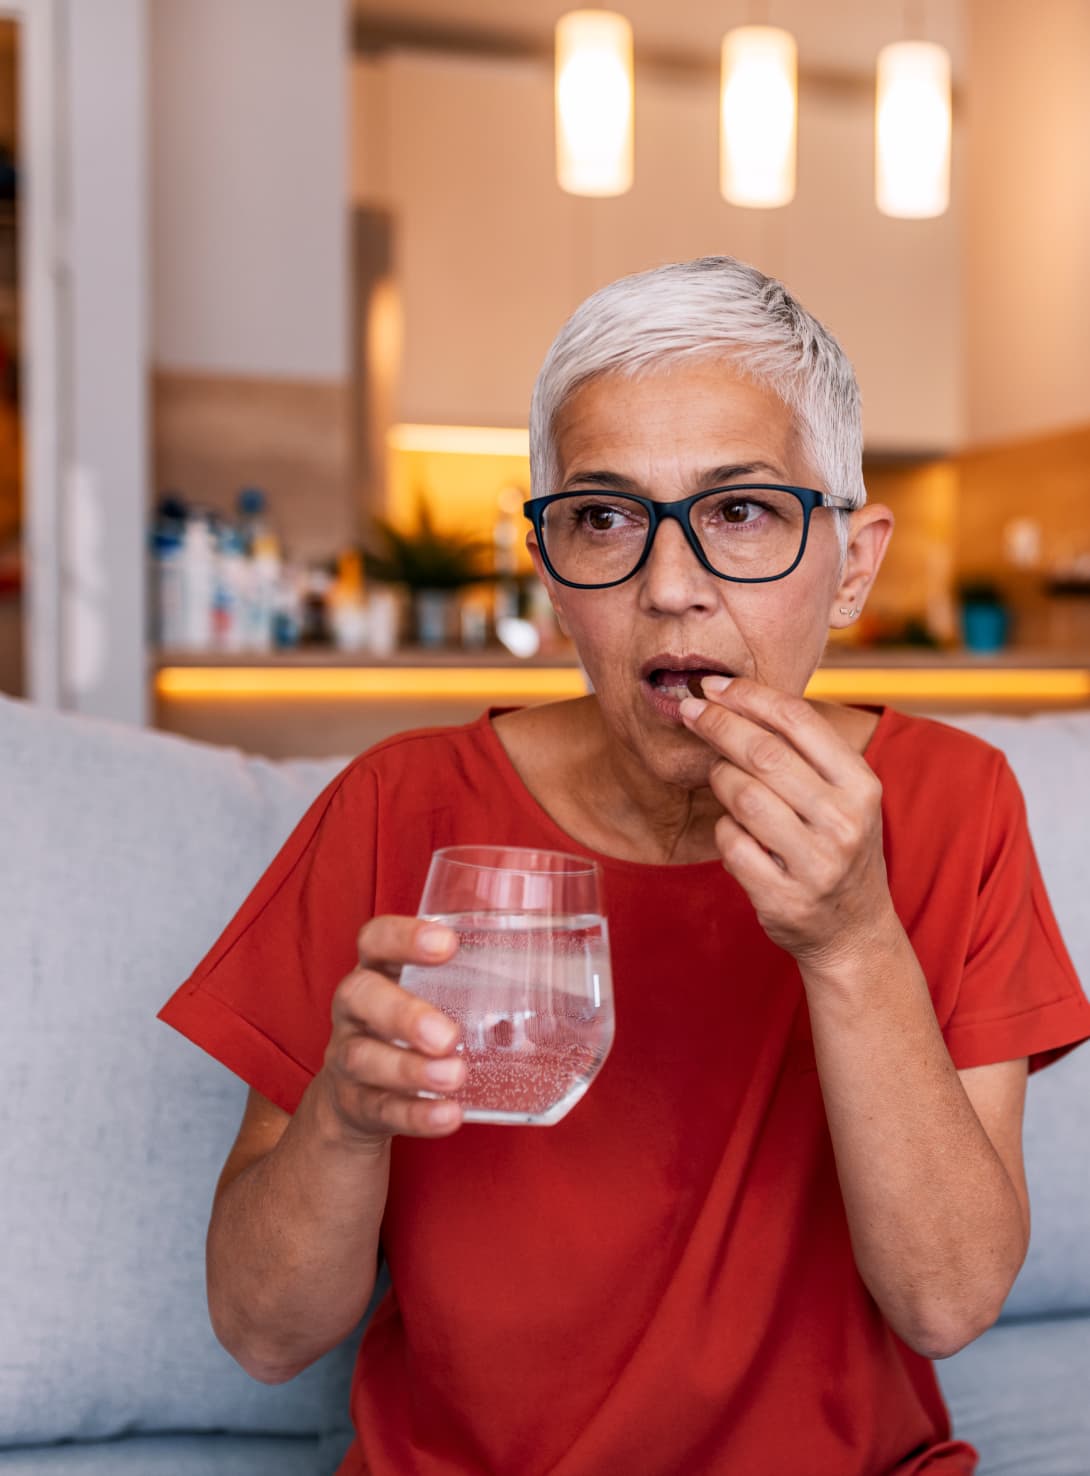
[565,700,725,864]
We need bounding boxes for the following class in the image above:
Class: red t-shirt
[159,706,1090,1476]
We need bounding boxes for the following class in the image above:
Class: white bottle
[366,587,400,656]
[180,514,216,651]
[245,533,281,651]
[154,530,186,649]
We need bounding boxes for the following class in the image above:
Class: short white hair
[529,257,866,529]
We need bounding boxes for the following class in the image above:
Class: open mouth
[641,657,738,705]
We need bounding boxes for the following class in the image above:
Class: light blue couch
[1,694,1087,1474]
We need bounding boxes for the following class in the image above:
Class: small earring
[838,606,861,618]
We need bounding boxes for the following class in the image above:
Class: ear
[527,532,571,638]
[829,504,895,629]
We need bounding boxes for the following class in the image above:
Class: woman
[160,257,1090,1475]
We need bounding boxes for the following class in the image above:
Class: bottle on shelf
[179,510,216,651]
[328,550,369,652]
[245,530,282,651]
[272,564,305,649]
[152,525,185,649]
[212,523,249,652]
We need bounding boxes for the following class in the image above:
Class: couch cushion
[949,712,1090,1318]
[0,1435,322,1475]
[0,695,354,1445]
[938,1314,1090,1475]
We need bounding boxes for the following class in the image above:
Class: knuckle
[709,757,734,792]
[405,996,437,1040]
[714,814,733,843]
[733,779,766,819]
[777,695,810,734]
[367,1089,401,1133]
[356,917,379,956]
[715,815,746,860]
[402,1048,431,1091]
[341,1033,374,1083]
[825,806,861,849]
[748,735,785,775]
[357,913,413,967]
[332,968,366,1022]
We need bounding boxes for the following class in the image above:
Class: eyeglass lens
[540,489,808,585]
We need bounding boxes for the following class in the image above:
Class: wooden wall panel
[153,370,352,564]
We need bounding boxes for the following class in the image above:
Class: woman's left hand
[679,678,897,970]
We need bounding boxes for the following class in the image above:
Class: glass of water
[400,845,614,1126]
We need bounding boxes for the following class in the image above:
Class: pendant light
[555,10,634,197]
[875,40,952,218]
[719,25,798,209]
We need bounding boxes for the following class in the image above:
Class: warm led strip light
[805,669,1090,702]
[156,666,1090,704]
[157,667,588,700]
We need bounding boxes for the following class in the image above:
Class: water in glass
[400,848,614,1125]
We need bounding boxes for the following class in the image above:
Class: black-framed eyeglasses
[523,484,853,590]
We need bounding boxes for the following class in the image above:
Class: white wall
[964,0,1090,445]
[151,0,348,380]
[62,0,149,724]
[353,50,966,455]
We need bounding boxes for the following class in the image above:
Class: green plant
[362,500,492,591]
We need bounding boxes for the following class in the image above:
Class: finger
[709,761,810,875]
[356,1087,464,1139]
[714,810,786,891]
[685,678,862,787]
[357,915,458,973]
[682,699,833,823]
[338,1031,468,1097]
[335,969,461,1057]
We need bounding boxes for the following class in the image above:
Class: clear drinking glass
[399,845,615,1125]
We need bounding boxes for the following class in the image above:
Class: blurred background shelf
[150,646,1090,761]
[151,646,1090,670]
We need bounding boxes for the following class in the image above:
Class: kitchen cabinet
[353,51,965,454]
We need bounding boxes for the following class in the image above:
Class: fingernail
[419,1014,457,1051]
[425,1057,464,1088]
[418,925,455,957]
[678,696,707,722]
[701,675,733,695]
[429,1102,460,1127]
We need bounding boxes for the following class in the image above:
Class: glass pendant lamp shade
[719,26,798,209]
[555,10,634,197]
[875,40,952,218]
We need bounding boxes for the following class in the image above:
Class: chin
[627,721,719,791]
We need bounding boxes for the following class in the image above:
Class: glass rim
[431,844,599,877]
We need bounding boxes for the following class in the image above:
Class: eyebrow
[560,462,787,493]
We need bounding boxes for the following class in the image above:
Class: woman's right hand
[318,916,466,1150]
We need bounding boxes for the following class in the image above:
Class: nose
[637,517,719,615]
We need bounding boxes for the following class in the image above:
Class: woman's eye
[718,500,761,524]
[578,504,622,531]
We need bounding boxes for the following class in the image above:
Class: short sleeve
[942,755,1090,1073]
[157,760,380,1115]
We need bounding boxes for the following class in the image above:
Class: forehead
[553,360,801,481]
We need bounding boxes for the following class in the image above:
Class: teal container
[960,601,1009,653]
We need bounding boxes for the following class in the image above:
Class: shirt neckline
[473,702,897,878]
